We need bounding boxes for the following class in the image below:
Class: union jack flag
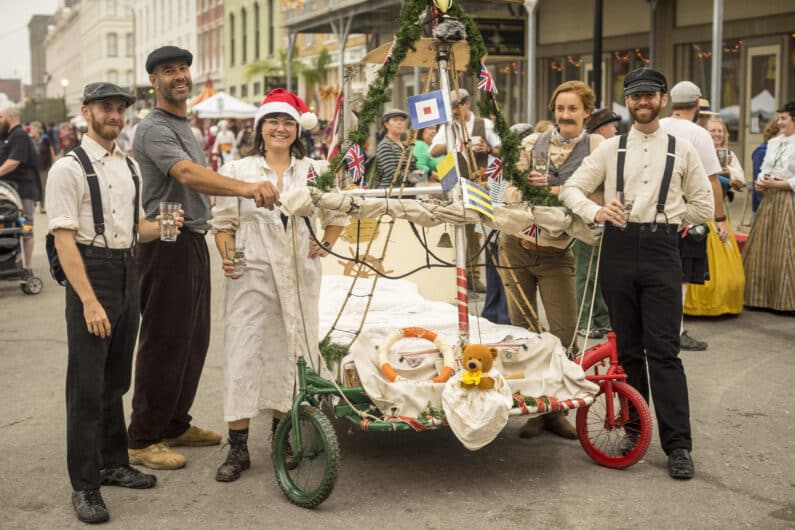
[477,62,498,94]
[306,163,318,183]
[344,144,367,187]
[383,42,395,66]
[486,157,502,182]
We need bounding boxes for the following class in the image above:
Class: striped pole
[454,224,469,342]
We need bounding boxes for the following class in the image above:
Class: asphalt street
[1,210,793,529]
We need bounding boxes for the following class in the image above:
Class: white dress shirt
[47,135,144,248]
[429,112,501,153]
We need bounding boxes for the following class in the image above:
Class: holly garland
[311,0,559,207]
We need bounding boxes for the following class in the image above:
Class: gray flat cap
[82,82,135,106]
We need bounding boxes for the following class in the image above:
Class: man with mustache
[0,105,41,275]
[660,81,726,351]
[46,83,182,523]
[127,46,280,470]
[560,68,714,479]
[501,80,605,440]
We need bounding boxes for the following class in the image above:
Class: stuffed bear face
[462,344,498,372]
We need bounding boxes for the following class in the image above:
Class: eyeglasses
[263,118,298,130]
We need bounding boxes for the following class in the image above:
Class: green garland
[319,337,349,369]
[311,0,559,206]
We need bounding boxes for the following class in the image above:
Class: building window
[241,8,248,64]
[107,33,118,57]
[267,0,274,56]
[108,70,119,84]
[126,33,133,57]
[241,84,248,97]
[106,0,116,16]
[230,86,236,96]
[229,13,235,66]
[254,3,260,60]
[253,82,261,96]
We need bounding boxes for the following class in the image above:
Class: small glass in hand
[159,201,181,242]
[225,241,247,279]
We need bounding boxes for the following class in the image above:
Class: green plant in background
[319,337,349,369]
[311,0,559,206]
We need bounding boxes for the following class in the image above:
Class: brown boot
[164,425,222,447]
[128,443,186,470]
[519,416,544,439]
[215,429,250,482]
[543,411,578,439]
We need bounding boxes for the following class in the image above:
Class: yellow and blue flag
[462,177,493,219]
[437,152,459,194]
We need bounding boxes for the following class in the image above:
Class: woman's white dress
[212,155,347,420]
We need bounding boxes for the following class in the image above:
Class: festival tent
[190,91,258,119]
[187,77,218,109]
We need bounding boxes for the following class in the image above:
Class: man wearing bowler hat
[47,82,184,523]
[127,46,280,470]
[560,67,714,479]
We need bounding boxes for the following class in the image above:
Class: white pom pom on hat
[255,88,318,132]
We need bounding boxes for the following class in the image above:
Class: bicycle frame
[578,332,630,430]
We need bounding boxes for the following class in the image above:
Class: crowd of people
[1,40,793,525]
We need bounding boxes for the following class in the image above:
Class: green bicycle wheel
[272,405,340,508]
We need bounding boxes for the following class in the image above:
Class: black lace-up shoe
[668,448,695,479]
[71,489,109,524]
[100,465,157,489]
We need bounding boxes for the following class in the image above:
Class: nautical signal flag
[344,144,367,187]
[477,62,498,94]
[462,178,493,219]
[408,90,450,129]
[437,152,459,195]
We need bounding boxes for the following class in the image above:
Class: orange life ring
[378,327,455,384]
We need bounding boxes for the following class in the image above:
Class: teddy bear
[460,344,498,390]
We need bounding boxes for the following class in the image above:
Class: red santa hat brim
[255,89,318,133]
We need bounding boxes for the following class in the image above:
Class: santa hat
[255,88,318,132]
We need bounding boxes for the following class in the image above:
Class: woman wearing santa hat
[209,89,347,482]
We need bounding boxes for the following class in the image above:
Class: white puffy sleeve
[210,161,241,233]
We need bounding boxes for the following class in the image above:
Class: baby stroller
[0,181,43,295]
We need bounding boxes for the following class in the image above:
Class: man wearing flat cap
[587,108,621,138]
[47,82,188,523]
[127,46,280,471]
[561,67,714,480]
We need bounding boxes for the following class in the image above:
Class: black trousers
[66,246,139,491]
[599,222,692,454]
[128,231,211,449]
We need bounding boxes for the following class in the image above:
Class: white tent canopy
[189,91,258,119]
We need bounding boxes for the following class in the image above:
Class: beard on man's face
[629,99,661,124]
[88,111,122,142]
[158,76,193,104]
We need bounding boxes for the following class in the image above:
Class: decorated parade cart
[269,0,652,508]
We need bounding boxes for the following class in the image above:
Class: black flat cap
[82,82,135,106]
[145,46,193,74]
[587,108,621,133]
[623,67,668,96]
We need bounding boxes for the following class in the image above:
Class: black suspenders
[616,133,676,230]
[71,146,141,250]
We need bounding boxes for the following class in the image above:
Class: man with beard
[501,80,604,440]
[127,46,279,470]
[47,83,180,523]
[560,68,713,479]
[0,105,41,274]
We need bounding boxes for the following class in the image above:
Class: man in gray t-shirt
[127,46,279,471]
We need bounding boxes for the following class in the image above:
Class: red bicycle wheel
[576,381,652,469]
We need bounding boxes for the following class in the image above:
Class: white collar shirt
[429,112,502,152]
[560,125,714,226]
[46,135,144,248]
[760,133,795,190]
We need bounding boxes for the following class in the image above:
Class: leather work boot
[100,465,157,489]
[71,489,109,524]
[518,416,545,439]
[543,411,578,439]
[164,425,222,447]
[668,448,695,479]
[128,443,186,470]
[215,429,251,482]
